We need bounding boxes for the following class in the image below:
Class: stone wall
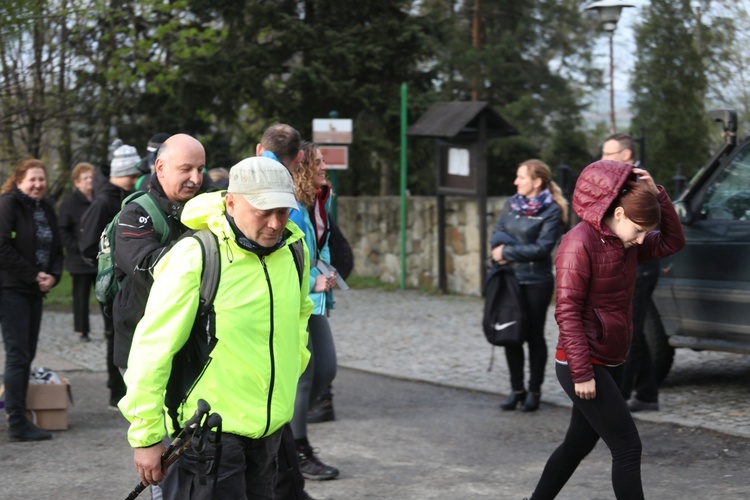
[336,196,507,296]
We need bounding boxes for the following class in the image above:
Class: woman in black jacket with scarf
[490,159,568,412]
[0,159,63,441]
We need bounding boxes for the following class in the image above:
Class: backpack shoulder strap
[185,232,298,318]
[289,239,304,287]
[130,192,170,245]
[192,228,221,317]
[134,173,150,192]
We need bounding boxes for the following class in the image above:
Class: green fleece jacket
[120,191,313,447]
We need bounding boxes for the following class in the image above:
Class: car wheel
[644,299,675,383]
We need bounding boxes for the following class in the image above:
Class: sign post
[312,117,352,222]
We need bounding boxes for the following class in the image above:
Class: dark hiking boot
[307,395,335,423]
[298,445,339,481]
[499,390,527,411]
[9,421,52,442]
[522,391,541,412]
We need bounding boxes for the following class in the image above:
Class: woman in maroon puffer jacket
[527,161,685,500]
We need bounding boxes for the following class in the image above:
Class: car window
[699,146,750,221]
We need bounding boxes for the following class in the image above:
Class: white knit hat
[110,145,141,178]
[228,157,297,210]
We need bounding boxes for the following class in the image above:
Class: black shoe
[500,390,527,411]
[78,332,90,342]
[307,396,335,424]
[298,446,339,481]
[522,391,541,412]
[8,421,52,442]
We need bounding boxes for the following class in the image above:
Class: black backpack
[164,230,305,434]
[328,218,354,280]
[482,265,527,347]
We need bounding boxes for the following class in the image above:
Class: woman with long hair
[526,161,685,499]
[288,142,340,481]
[490,159,568,412]
[0,159,63,441]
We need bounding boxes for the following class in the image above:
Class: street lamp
[585,1,635,134]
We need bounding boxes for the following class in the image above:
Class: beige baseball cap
[227,156,297,210]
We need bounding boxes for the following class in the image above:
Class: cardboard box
[25,380,72,431]
[0,380,72,430]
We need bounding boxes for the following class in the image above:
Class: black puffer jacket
[489,198,563,285]
[0,188,63,293]
[58,189,96,275]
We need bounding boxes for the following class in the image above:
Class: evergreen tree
[630,0,709,186]
[433,0,601,195]
[693,1,750,138]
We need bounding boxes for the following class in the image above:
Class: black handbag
[328,219,354,280]
[482,265,527,346]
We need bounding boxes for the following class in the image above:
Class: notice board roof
[407,101,518,140]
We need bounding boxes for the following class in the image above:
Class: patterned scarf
[17,190,53,270]
[509,188,554,216]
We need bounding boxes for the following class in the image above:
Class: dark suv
[647,109,750,380]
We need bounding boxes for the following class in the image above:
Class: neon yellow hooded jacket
[120,192,313,447]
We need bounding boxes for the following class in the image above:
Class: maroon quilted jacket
[554,161,685,383]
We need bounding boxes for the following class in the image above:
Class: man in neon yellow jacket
[119,156,313,499]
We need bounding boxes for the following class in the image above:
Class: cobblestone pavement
[4,287,750,438]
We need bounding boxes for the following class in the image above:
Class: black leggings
[71,273,95,334]
[530,363,644,500]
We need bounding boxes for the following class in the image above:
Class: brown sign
[319,146,348,170]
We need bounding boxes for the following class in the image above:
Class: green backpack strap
[134,173,150,192]
[128,192,170,245]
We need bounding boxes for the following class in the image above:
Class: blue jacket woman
[291,189,334,316]
[288,142,341,481]
[489,159,568,412]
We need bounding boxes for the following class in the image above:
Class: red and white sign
[313,119,353,144]
[319,146,348,170]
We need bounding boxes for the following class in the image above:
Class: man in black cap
[79,143,143,408]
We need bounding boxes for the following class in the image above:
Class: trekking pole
[123,399,211,500]
[162,399,210,464]
[193,413,224,488]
